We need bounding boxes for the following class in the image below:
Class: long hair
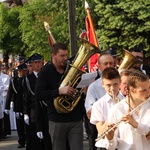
[127,71,149,111]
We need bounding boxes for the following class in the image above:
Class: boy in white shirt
[90,67,124,149]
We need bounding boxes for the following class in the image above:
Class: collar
[33,71,38,78]
[120,91,126,98]
[105,93,113,103]
[51,61,66,75]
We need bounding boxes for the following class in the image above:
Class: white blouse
[106,99,150,150]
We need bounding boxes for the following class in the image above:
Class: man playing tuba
[35,43,84,150]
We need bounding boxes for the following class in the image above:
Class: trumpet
[95,97,150,142]
[112,90,120,103]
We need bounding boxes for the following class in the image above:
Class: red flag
[85,1,100,72]
[48,35,54,47]
[44,22,56,48]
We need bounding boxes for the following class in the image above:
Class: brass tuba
[118,49,142,70]
[54,38,101,113]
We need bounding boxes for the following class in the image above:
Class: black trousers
[26,122,42,150]
[84,115,97,150]
[16,115,26,145]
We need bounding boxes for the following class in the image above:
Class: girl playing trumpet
[106,71,150,150]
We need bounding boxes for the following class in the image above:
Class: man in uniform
[23,53,50,150]
[5,63,28,148]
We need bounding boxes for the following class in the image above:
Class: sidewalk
[0,131,89,150]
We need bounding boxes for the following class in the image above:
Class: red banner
[85,1,99,72]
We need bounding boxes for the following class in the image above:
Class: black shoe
[17,144,25,148]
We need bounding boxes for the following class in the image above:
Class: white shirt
[0,72,10,118]
[33,71,38,78]
[106,99,150,150]
[84,78,106,113]
[90,92,125,148]
[90,92,125,125]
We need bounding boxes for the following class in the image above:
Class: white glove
[4,109,10,115]
[37,132,44,139]
[10,101,14,109]
[16,112,23,119]
[24,114,29,125]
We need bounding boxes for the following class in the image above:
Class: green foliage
[0,4,24,55]
[19,0,87,59]
[0,0,87,60]
[94,0,150,56]
[1,0,150,59]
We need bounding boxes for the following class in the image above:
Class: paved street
[0,130,89,150]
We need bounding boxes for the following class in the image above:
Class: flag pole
[85,1,99,48]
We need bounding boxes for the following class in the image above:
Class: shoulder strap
[25,77,35,96]
[11,78,18,94]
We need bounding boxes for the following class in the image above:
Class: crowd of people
[0,43,150,150]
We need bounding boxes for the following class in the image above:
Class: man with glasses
[130,45,150,77]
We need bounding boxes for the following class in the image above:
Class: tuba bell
[54,38,101,113]
[118,49,142,70]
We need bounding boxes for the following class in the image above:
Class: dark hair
[51,43,68,54]
[102,67,120,80]
[127,71,149,90]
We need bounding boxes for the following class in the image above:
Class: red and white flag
[85,1,100,72]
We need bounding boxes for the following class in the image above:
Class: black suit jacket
[6,76,24,112]
[23,72,37,122]
[142,64,150,78]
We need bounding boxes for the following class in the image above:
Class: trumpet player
[90,67,124,149]
[105,71,150,150]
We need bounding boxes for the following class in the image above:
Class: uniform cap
[129,45,143,53]
[15,55,26,63]
[17,63,28,70]
[109,48,118,57]
[28,53,43,62]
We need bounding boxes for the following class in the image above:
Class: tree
[19,0,88,59]
[0,4,25,66]
[0,0,94,61]
[94,0,150,56]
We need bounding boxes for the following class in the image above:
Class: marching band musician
[90,67,124,149]
[35,43,84,150]
[5,63,28,148]
[84,53,114,150]
[23,53,47,150]
[129,45,150,78]
[105,71,150,150]
[119,70,132,97]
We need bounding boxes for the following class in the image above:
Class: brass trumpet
[118,49,142,70]
[112,90,120,103]
[95,97,150,142]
